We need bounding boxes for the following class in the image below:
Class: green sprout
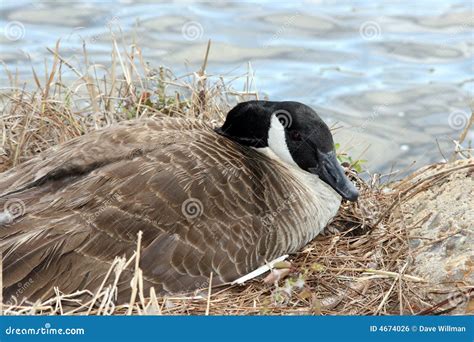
[335,143,367,174]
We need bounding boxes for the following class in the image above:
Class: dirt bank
[395,158,473,314]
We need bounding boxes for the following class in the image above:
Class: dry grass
[1,36,472,316]
[0,39,257,173]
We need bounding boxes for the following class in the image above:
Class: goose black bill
[311,151,359,202]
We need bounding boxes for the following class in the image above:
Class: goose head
[216,100,359,202]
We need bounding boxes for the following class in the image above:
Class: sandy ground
[398,158,473,314]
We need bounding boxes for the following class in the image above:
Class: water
[1,0,473,175]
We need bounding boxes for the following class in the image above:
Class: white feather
[232,255,289,285]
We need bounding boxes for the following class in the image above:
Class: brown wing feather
[0,118,297,303]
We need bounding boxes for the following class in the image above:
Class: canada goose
[0,100,358,303]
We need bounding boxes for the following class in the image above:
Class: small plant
[335,143,366,173]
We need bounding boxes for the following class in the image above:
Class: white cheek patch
[267,114,298,167]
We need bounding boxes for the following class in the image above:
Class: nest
[1,37,472,315]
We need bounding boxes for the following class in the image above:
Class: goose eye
[289,131,302,141]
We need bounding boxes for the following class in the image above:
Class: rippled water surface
[1,0,473,174]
